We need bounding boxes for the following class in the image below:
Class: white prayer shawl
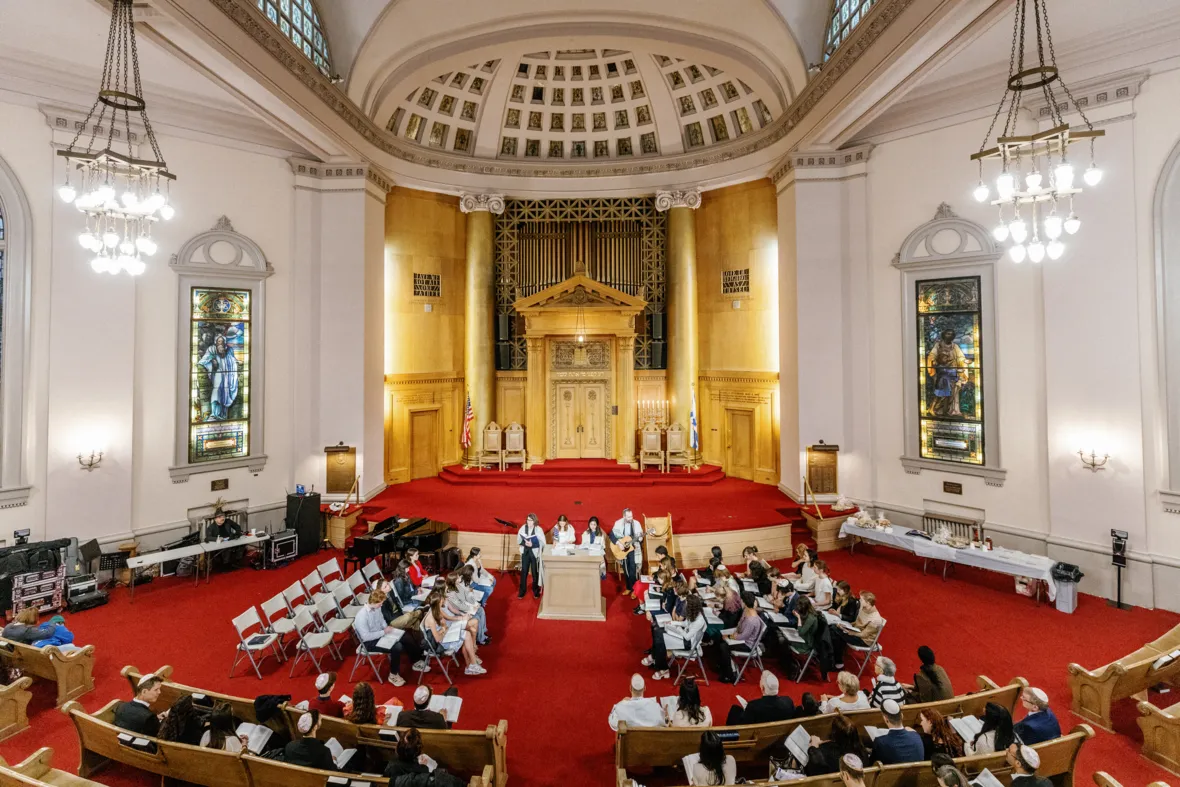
[608,697,665,731]
[517,523,546,556]
[580,529,605,546]
[612,517,644,545]
[552,525,576,545]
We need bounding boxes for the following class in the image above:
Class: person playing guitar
[609,508,645,598]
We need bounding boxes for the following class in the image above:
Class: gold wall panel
[495,371,527,427]
[385,188,466,376]
[384,372,464,485]
[698,371,780,485]
[695,179,780,373]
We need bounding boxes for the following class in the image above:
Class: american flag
[690,386,700,451]
[460,391,474,449]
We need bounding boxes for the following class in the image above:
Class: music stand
[98,552,128,589]
[494,518,519,578]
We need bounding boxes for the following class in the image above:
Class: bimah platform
[538,544,605,622]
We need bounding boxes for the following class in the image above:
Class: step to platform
[437,460,726,487]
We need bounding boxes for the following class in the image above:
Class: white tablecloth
[838,521,1058,600]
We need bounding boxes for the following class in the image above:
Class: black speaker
[78,539,101,567]
[496,314,510,342]
[286,493,321,556]
[496,342,511,370]
[650,341,666,368]
[649,313,664,341]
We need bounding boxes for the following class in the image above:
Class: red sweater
[408,561,427,586]
[307,696,345,719]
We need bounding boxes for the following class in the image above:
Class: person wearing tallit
[517,513,545,599]
[581,516,607,578]
[552,514,577,545]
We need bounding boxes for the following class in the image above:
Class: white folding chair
[313,595,352,659]
[281,581,314,615]
[419,622,463,686]
[361,561,385,591]
[349,639,387,684]
[729,617,768,684]
[668,625,710,686]
[317,558,346,592]
[260,593,297,658]
[288,607,336,677]
[229,607,283,680]
[333,582,362,619]
[302,570,331,606]
[846,618,886,679]
[346,571,367,601]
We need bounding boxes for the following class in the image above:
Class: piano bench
[344,554,363,575]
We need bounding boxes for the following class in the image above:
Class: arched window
[0,156,32,507]
[823,0,877,62]
[255,0,332,76]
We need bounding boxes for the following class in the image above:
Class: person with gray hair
[868,656,907,708]
[1013,687,1061,745]
[724,669,795,725]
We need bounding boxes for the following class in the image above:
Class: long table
[838,521,1059,602]
[126,534,270,600]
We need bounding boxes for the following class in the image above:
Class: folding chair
[302,570,331,606]
[260,593,297,658]
[288,607,336,677]
[418,622,463,687]
[317,558,346,592]
[668,625,710,686]
[333,582,362,619]
[346,571,367,602]
[361,561,385,591]
[313,596,352,660]
[349,638,387,684]
[846,618,886,679]
[281,581,314,615]
[728,616,768,684]
[229,607,283,680]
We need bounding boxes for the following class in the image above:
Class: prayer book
[697,587,715,600]
[971,769,1005,787]
[234,722,274,754]
[660,696,680,716]
[246,634,272,647]
[421,754,439,772]
[443,623,465,645]
[640,575,653,583]
[785,725,811,765]
[781,627,804,644]
[822,611,843,626]
[696,576,712,586]
[428,694,463,723]
[741,579,758,593]
[756,597,775,610]
[654,613,672,627]
[863,725,886,740]
[381,705,402,726]
[703,609,723,626]
[644,596,661,611]
[768,612,790,625]
[949,715,984,741]
[681,752,702,785]
[735,695,748,709]
[325,737,357,769]
[376,630,405,650]
[421,576,437,588]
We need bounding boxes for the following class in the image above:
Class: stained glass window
[256,0,332,76]
[189,288,251,463]
[823,0,877,62]
[917,276,984,465]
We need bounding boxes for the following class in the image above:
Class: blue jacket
[871,728,925,765]
[32,623,74,648]
[1014,708,1061,745]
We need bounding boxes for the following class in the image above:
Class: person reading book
[406,548,427,586]
[201,703,243,752]
[424,596,485,675]
[608,674,664,730]
[724,670,794,725]
[802,715,868,775]
[516,514,545,598]
[284,711,338,770]
[354,589,408,686]
[666,676,712,727]
[345,682,378,725]
[918,708,965,759]
[158,695,204,746]
[691,731,736,785]
[384,727,433,780]
[114,673,163,737]
[464,547,496,602]
[642,593,706,681]
[821,671,871,714]
[869,699,923,764]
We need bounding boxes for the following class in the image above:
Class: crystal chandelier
[57,0,176,276]
[970,0,1102,263]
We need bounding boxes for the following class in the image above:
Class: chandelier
[970,0,1102,263]
[57,0,176,276]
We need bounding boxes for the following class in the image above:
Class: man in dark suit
[725,670,795,725]
[1007,743,1052,787]
[397,686,449,730]
[1012,687,1061,745]
[113,674,163,737]
[870,700,924,764]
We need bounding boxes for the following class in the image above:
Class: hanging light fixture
[58,0,176,276]
[969,0,1102,263]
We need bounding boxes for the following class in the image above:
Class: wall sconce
[78,451,104,471]
[1078,450,1109,472]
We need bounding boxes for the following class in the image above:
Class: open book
[443,622,465,645]
[949,715,984,742]
[971,769,1005,787]
[653,613,672,627]
[784,724,811,766]
[703,609,723,626]
[681,752,702,786]
[740,579,759,593]
[781,627,805,644]
[755,597,775,610]
[660,696,680,717]
[863,725,887,741]
[428,694,463,723]
[234,722,274,754]
[421,576,438,589]
[376,630,405,650]
[735,695,748,709]
[381,704,402,726]
[644,595,662,612]
[325,737,357,769]
[768,611,790,625]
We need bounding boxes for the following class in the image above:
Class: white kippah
[882,699,901,715]
[1029,687,1049,704]
[413,686,431,705]
[292,700,309,711]
[137,672,156,687]
[315,673,332,691]
[630,673,645,692]
[760,670,779,694]
[842,753,864,769]
[1020,744,1040,769]
[297,712,315,734]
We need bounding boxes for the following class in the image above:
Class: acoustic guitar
[608,534,635,560]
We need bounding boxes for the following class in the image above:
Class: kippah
[1029,687,1048,703]
[315,673,332,691]
[761,670,779,693]
[292,700,309,711]
[630,673,645,692]
[137,672,156,686]
[842,753,864,769]
[1020,745,1040,769]
[413,686,432,705]
[297,712,315,734]
[882,699,901,715]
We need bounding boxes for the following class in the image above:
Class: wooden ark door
[410,410,439,479]
[555,383,580,458]
[578,383,606,458]
[725,409,755,480]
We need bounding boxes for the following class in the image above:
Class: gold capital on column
[464,209,496,456]
[663,191,700,434]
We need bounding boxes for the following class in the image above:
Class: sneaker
[412,660,431,673]
[464,665,487,675]
[389,674,406,687]
[632,606,645,615]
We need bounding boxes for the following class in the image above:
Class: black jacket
[114,700,160,737]
[385,760,430,779]
[735,695,795,725]
[1012,776,1053,787]
[283,738,336,771]
[397,708,448,730]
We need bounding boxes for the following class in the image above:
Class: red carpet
[362,475,800,535]
[3,493,1177,787]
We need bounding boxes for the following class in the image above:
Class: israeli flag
[690,386,700,451]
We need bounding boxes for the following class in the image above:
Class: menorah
[637,399,669,429]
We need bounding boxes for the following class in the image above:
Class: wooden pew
[124,664,509,787]
[0,677,32,742]
[245,755,492,787]
[61,699,252,787]
[0,638,94,707]
[615,675,1025,774]
[1094,771,1172,787]
[1068,623,1180,730]
[1138,697,1180,777]
[0,747,105,787]
[618,725,1092,787]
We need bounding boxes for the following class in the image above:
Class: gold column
[525,334,547,465]
[616,335,637,466]
[660,189,701,431]
[461,194,503,456]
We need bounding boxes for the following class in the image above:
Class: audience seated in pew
[1013,686,1062,745]
[870,699,924,764]
[609,674,664,730]
[803,714,869,776]
[307,672,346,718]
[2,609,78,650]
[1008,742,1053,787]
[794,692,820,719]
[113,672,163,737]
[285,710,337,771]
[917,707,965,759]
[839,753,867,787]
[692,731,737,786]
[667,677,712,728]
[385,727,432,780]
[158,694,205,746]
[868,657,907,708]
[964,701,1016,755]
[201,702,245,752]
[821,671,871,714]
[401,686,449,730]
[253,693,294,752]
[932,758,971,787]
[903,646,954,703]
[345,681,378,725]
[724,670,794,726]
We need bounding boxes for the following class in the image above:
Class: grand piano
[347,515,452,573]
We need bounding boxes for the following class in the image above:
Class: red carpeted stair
[438,459,726,487]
